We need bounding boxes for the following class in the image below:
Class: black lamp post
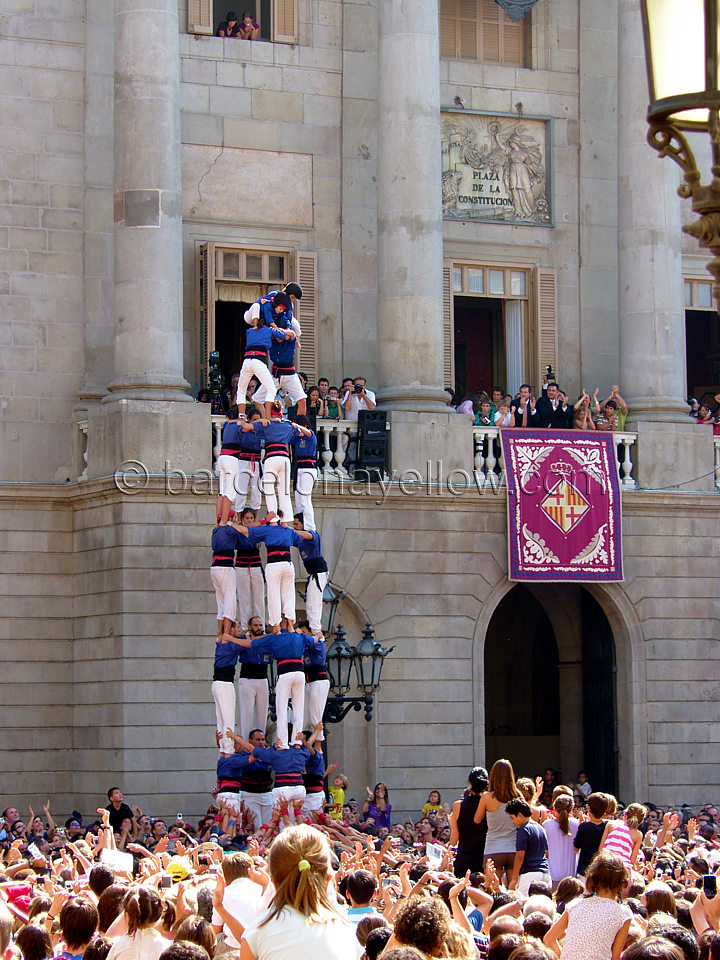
[641,0,720,305]
[323,623,393,724]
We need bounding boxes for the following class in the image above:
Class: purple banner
[502,430,623,581]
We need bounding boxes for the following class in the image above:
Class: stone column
[376,0,447,413]
[109,0,190,401]
[375,0,470,477]
[617,0,711,489]
[87,0,208,478]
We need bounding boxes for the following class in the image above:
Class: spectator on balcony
[495,396,513,428]
[490,386,505,421]
[239,12,259,39]
[456,392,477,416]
[475,395,493,426]
[695,402,717,424]
[556,389,575,428]
[598,386,628,429]
[317,377,329,399]
[318,386,344,420]
[536,381,570,429]
[343,377,376,421]
[216,11,241,36]
[511,385,540,428]
[306,386,322,417]
[574,392,595,430]
[594,397,621,432]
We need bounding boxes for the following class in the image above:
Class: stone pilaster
[108,0,191,402]
[87,0,208,479]
[375,0,447,413]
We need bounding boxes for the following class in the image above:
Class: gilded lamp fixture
[641,0,720,306]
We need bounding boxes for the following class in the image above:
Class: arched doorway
[483,584,618,794]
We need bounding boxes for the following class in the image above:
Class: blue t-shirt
[516,819,549,874]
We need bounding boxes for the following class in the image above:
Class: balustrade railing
[472,426,638,490]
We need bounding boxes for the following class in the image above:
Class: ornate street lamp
[641,0,720,304]
[353,623,394,694]
[323,624,392,724]
[325,625,356,696]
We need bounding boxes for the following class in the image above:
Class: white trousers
[240,791,273,832]
[236,566,265,628]
[270,372,306,404]
[272,785,306,823]
[294,467,317,531]
[517,871,551,896]
[211,680,236,754]
[274,670,305,745]
[265,560,295,626]
[210,566,237,622]
[304,678,330,741]
[237,357,276,406]
[215,791,243,818]
[305,570,327,635]
[216,455,239,500]
[302,792,325,814]
[262,455,293,521]
[234,459,262,511]
[237,677,269,738]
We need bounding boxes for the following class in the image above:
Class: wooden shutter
[535,266,557,388]
[295,251,318,384]
[197,242,216,388]
[272,0,297,44]
[443,262,456,390]
[481,0,524,65]
[188,0,212,35]
[439,0,458,59]
[459,0,478,60]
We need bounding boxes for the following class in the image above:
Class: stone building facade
[0,0,718,818]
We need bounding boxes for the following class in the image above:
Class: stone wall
[0,3,88,482]
[1,481,717,819]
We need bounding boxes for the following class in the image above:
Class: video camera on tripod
[208,350,229,414]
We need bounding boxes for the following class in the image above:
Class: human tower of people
[208,282,339,839]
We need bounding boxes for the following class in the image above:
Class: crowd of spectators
[687,394,720,427]
[449,374,630,433]
[2,762,719,960]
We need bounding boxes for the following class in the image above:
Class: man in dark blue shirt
[506,798,550,894]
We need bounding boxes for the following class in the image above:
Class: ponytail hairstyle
[553,795,573,835]
[625,803,648,830]
[269,401,283,418]
[122,887,163,936]
[261,824,341,927]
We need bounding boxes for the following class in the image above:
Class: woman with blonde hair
[240,824,361,960]
[473,758,522,882]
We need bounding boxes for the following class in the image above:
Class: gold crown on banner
[550,461,572,476]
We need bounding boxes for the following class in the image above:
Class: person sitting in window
[217,11,241,36]
[239,12,259,40]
